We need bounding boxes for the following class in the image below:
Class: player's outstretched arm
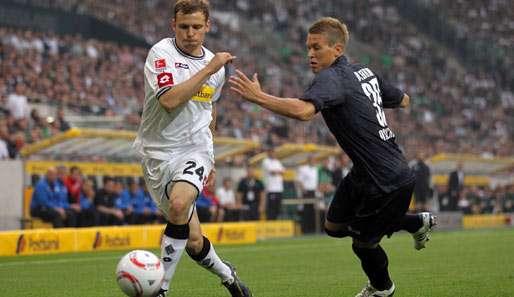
[159,52,236,112]
[399,94,410,108]
[229,70,316,121]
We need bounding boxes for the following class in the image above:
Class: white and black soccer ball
[116,250,164,297]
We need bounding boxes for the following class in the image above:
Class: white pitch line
[0,240,343,267]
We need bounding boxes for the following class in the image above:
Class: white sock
[160,234,187,290]
[191,238,234,283]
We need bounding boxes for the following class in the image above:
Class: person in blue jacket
[30,167,77,227]
[117,178,138,224]
[131,179,162,224]
[79,178,100,226]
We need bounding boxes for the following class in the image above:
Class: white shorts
[142,149,214,221]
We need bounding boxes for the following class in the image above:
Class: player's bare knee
[324,220,340,231]
[324,221,349,238]
[168,198,190,216]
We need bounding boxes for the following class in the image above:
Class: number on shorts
[183,161,205,181]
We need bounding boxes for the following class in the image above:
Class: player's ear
[334,43,344,56]
[205,19,211,33]
[171,19,176,32]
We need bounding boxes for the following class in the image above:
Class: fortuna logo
[93,232,131,249]
[16,234,26,254]
[17,234,60,252]
[155,59,166,69]
[175,62,189,69]
[93,231,102,249]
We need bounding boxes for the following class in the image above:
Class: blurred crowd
[436,184,514,215]
[1,0,512,162]
[422,0,513,89]
[30,165,165,228]
[29,155,514,230]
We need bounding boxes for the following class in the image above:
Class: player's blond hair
[174,0,210,21]
[308,17,349,48]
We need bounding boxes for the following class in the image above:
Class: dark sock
[395,214,423,233]
[187,236,211,261]
[352,244,392,291]
[164,222,189,239]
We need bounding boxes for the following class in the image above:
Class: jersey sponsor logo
[191,85,215,102]
[174,62,189,69]
[157,72,174,88]
[154,59,166,69]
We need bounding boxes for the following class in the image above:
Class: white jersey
[133,38,225,160]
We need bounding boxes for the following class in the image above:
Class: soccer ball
[116,250,164,297]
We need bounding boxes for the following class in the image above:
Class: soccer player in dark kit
[229,17,435,297]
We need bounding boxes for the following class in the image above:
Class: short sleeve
[211,67,226,104]
[300,69,345,112]
[376,73,404,108]
[144,47,181,100]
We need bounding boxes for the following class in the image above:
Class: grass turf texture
[1,228,513,297]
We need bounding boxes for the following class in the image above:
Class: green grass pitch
[1,228,513,297]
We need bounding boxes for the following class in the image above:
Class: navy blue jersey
[300,56,414,193]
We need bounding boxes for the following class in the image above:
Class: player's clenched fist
[206,52,236,74]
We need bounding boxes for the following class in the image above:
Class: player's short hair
[174,0,210,21]
[308,17,349,48]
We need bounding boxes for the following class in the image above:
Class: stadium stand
[2,1,512,159]
[1,0,513,226]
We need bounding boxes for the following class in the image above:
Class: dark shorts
[326,174,415,243]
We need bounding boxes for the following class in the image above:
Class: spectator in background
[137,180,163,224]
[262,149,284,220]
[6,83,29,121]
[196,185,219,223]
[216,177,240,222]
[55,106,70,131]
[56,165,69,189]
[0,122,9,160]
[236,164,265,221]
[64,166,83,211]
[332,153,351,188]
[410,152,432,211]
[79,178,99,226]
[30,167,77,227]
[318,158,335,200]
[296,156,319,234]
[436,184,451,211]
[118,178,139,224]
[457,188,472,214]
[504,185,514,213]
[95,177,123,225]
[448,162,465,211]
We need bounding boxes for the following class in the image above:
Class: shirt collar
[333,55,348,65]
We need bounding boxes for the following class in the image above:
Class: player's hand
[229,70,263,103]
[205,168,216,190]
[206,52,236,74]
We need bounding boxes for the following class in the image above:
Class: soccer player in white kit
[133,1,252,296]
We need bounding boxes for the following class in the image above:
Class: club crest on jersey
[175,62,189,69]
[157,72,174,88]
[155,59,166,69]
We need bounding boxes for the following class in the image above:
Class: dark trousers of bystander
[31,207,77,228]
[266,192,283,220]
